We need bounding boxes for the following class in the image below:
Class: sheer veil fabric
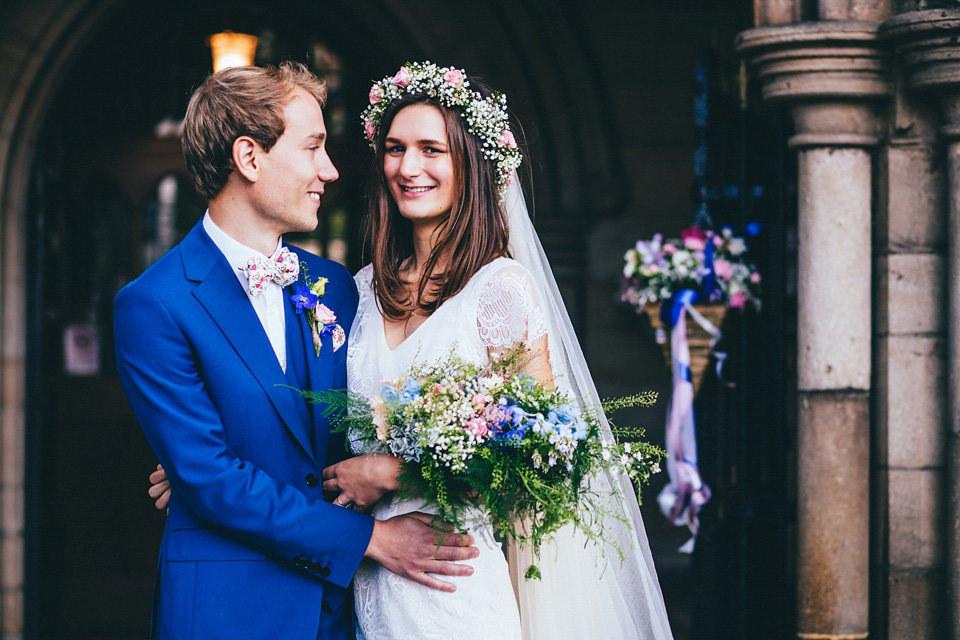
[503,177,674,640]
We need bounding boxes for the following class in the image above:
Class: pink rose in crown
[313,303,336,325]
[681,226,707,251]
[750,272,762,284]
[712,258,733,280]
[504,171,514,186]
[393,67,411,87]
[444,69,463,87]
[729,292,746,308]
[364,118,376,140]
[498,130,517,149]
[369,84,383,105]
[663,243,677,256]
[471,393,488,411]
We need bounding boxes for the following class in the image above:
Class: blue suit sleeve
[114,283,373,588]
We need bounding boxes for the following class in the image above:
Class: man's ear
[232,136,261,183]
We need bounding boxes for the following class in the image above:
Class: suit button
[305,473,318,488]
[319,566,331,577]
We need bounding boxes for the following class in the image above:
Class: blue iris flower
[289,285,318,314]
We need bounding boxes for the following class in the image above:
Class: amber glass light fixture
[207,31,258,72]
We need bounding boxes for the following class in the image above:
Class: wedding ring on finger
[334,495,353,508]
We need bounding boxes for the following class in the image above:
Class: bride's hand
[148,464,171,512]
[322,453,401,510]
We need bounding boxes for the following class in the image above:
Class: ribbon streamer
[656,296,715,553]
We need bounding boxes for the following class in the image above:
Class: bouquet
[620,225,761,313]
[302,345,663,579]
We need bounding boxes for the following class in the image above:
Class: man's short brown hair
[182,61,327,201]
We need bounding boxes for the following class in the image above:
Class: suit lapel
[182,224,318,466]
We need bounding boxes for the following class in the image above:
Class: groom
[115,62,477,639]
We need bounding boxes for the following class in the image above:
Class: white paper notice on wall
[64,323,100,376]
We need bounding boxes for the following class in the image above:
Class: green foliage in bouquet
[299,345,664,578]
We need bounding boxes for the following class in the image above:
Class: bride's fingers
[148,466,168,484]
[321,465,338,481]
[148,480,171,499]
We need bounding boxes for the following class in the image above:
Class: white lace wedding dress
[347,257,545,640]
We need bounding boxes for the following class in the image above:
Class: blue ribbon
[660,233,723,329]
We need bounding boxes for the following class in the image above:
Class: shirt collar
[202,211,284,280]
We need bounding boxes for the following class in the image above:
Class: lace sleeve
[476,262,549,350]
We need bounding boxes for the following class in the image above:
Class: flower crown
[361,61,523,194]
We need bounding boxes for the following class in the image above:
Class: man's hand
[322,453,401,510]
[149,464,171,511]
[364,512,479,592]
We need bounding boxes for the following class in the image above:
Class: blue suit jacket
[115,222,374,639]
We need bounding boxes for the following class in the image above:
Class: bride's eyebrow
[384,136,447,148]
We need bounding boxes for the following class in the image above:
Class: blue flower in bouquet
[398,378,421,404]
[506,405,527,426]
[548,405,588,441]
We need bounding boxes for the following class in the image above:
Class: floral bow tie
[240,247,299,296]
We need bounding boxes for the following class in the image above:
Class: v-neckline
[381,306,438,353]
[372,257,506,353]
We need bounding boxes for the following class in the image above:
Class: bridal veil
[503,177,674,640]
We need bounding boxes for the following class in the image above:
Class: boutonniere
[289,265,345,355]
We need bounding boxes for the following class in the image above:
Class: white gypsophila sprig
[361,61,523,194]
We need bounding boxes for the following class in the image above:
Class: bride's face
[383,104,457,229]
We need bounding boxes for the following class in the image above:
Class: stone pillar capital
[882,9,960,139]
[737,21,892,146]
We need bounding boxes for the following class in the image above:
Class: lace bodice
[347,257,547,423]
[347,258,536,640]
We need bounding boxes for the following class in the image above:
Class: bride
[153,62,673,640]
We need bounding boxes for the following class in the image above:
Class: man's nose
[317,150,339,183]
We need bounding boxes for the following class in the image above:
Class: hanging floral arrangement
[619,224,761,552]
[620,225,761,313]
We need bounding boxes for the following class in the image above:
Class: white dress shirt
[203,212,288,372]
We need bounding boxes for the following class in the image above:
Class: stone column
[819,0,892,22]
[883,11,960,636]
[753,0,802,26]
[738,22,889,640]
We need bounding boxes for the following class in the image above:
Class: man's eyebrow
[305,132,326,143]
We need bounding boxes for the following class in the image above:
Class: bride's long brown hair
[362,83,511,321]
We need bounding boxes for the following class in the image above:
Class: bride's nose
[398,151,422,178]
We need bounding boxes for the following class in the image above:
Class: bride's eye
[386,145,404,154]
